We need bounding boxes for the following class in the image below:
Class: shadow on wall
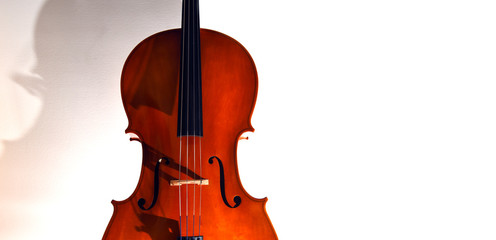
[0,0,180,239]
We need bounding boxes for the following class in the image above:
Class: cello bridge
[169,179,209,186]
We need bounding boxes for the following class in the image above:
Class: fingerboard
[177,0,203,137]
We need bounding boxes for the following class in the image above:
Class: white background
[1,0,496,239]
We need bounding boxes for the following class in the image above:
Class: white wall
[1,0,496,239]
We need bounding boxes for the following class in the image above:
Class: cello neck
[178,0,203,137]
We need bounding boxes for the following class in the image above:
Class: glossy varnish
[102,27,278,239]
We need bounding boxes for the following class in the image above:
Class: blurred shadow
[0,0,180,239]
[136,213,180,240]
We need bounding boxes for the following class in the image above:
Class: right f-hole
[208,156,241,208]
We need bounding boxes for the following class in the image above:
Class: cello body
[102,2,278,238]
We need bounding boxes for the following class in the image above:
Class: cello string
[193,136,196,236]
[195,0,203,236]
[178,136,183,236]
[194,0,201,235]
[185,0,194,236]
[192,0,197,236]
[199,138,202,236]
[185,138,188,237]
[193,0,201,235]
[196,0,202,235]
[178,0,187,237]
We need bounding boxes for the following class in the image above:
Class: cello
[102,0,278,239]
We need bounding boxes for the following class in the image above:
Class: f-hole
[208,156,241,208]
[138,157,170,210]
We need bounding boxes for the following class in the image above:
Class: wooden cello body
[103,1,277,239]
